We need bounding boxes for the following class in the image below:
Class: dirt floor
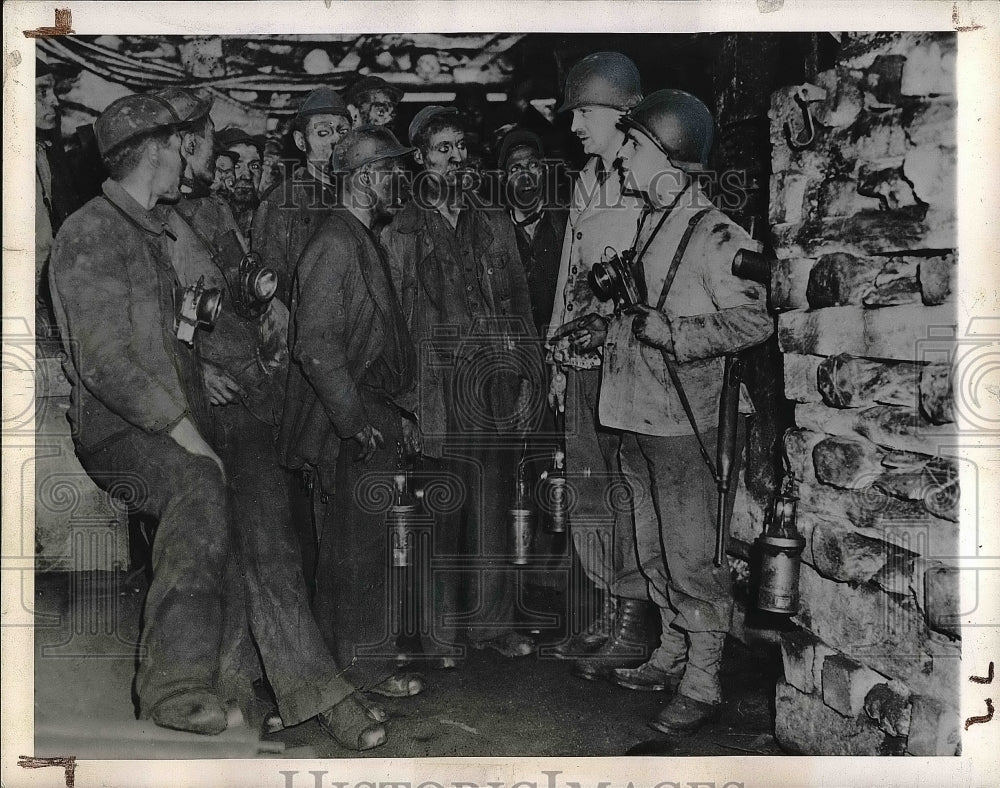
[33,570,786,759]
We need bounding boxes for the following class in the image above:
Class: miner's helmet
[558,51,642,114]
[154,87,212,126]
[619,89,714,168]
[293,86,351,126]
[94,93,180,157]
[331,125,415,172]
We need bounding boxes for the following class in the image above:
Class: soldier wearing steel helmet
[278,126,426,706]
[546,52,660,680]
[598,89,773,734]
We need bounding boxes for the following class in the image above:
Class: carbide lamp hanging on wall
[756,472,806,615]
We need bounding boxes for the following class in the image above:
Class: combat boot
[551,589,616,659]
[571,597,658,681]
[611,606,688,691]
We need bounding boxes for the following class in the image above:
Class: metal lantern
[508,447,535,565]
[756,475,806,615]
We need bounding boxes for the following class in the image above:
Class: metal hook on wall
[783,89,816,151]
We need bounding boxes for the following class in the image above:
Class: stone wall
[761,32,961,755]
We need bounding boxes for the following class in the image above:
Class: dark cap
[216,126,265,156]
[407,105,460,146]
[95,93,180,157]
[294,87,351,124]
[498,128,544,170]
[331,125,415,172]
[154,86,212,126]
[345,75,403,106]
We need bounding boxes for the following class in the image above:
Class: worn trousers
[564,367,645,600]
[212,402,354,724]
[312,397,404,689]
[620,426,741,703]
[79,428,231,717]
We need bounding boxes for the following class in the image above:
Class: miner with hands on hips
[596,90,773,735]
[546,52,660,679]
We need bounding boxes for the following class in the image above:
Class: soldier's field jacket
[278,208,416,486]
[547,155,644,370]
[600,183,774,437]
[49,180,208,452]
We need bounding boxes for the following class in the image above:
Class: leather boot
[571,597,658,681]
[550,589,616,659]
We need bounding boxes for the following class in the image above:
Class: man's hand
[203,361,244,406]
[626,304,675,355]
[549,313,609,353]
[352,424,385,463]
[401,416,422,459]
[547,367,567,414]
[168,417,226,482]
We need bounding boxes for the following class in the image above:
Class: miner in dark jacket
[152,88,387,751]
[278,126,425,698]
[381,107,543,662]
[47,94,232,736]
[253,87,353,306]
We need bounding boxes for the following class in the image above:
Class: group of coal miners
[41,48,772,751]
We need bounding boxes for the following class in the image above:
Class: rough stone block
[900,36,956,97]
[906,695,961,756]
[775,680,890,755]
[779,629,819,694]
[822,652,889,717]
[795,564,962,703]
[795,402,957,457]
[904,144,956,210]
[923,564,961,638]
[864,681,913,737]
[809,519,917,585]
[812,639,838,691]
[782,353,824,403]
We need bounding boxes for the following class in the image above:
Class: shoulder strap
[655,207,712,311]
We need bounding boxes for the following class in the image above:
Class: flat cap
[294,87,351,123]
[216,126,265,155]
[345,75,403,106]
[498,128,544,170]
[95,93,179,157]
[154,86,212,125]
[407,105,460,146]
[331,125,415,172]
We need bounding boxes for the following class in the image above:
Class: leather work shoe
[571,597,657,681]
[472,631,537,658]
[610,662,682,693]
[149,689,229,735]
[648,693,721,736]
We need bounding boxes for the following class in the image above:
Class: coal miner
[254,87,353,307]
[381,106,542,662]
[546,52,658,678]
[345,75,403,130]
[499,128,568,338]
[216,125,264,238]
[48,94,233,736]
[211,148,237,199]
[153,87,391,751]
[278,126,425,700]
[598,90,773,734]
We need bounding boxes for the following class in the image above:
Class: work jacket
[380,200,541,457]
[278,208,416,486]
[49,180,208,451]
[600,183,773,437]
[157,195,289,426]
[253,164,338,306]
[547,156,644,369]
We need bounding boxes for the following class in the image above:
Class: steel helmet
[558,51,642,114]
[619,89,714,167]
